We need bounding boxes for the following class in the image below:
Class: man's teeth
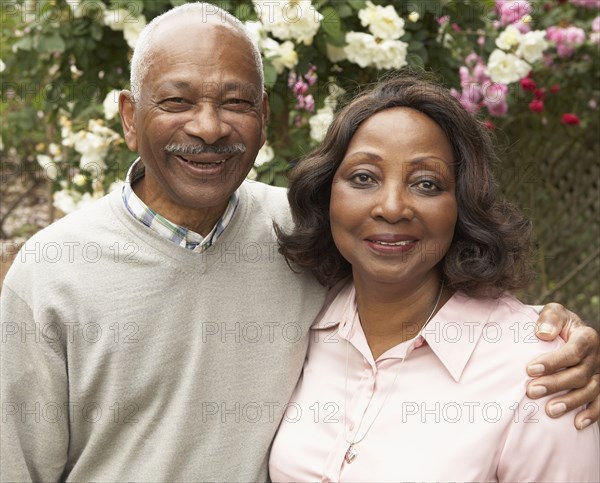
[373,240,414,246]
[180,156,226,166]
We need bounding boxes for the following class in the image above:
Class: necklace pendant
[345,444,358,464]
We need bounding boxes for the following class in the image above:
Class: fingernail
[579,419,592,430]
[549,402,567,417]
[537,323,554,335]
[528,385,547,398]
[527,363,545,376]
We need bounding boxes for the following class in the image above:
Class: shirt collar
[311,281,497,382]
[122,158,239,251]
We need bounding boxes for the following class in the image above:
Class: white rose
[358,1,405,40]
[309,107,334,143]
[326,43,346,63]
[246,168,258,180]
[103,8,128,30]
[61,126,75,147]
[123,15,146,49]
[408,12,420,23]
[79,150,108,174]
[102,89,120,120]
[255,143,274,167]
[372,39,409,69]
[344,32,377,68]
[486,49,531,84]
[53,189,79,214]
[496,25,522,51]
[244,21,266,49]
[323,81,345,110]
[48,142,61,157]
[0,59,5,73]
[263,39,298,74]
[72,174,87,186]
[36,154,58,181]
[74,129,111,172]
[254,1,323,45]
[516,30,548,63]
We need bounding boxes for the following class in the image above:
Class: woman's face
[330,107,458,289]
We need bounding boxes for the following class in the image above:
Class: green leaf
[337,5,354,18]
[347,0,366,10]
[424,1,444,13]
[90,23,103,41]
[269,91,285,117]
[407,52,426,69]
[263,61,278,86]
[39,33,66,53]
[234,3,256,21]
[274,173,289,187]
[13,36,33,52]
[321,7,341,38]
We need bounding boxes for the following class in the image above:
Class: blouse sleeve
[497,392,599,482]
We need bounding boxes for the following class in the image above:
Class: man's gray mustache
[164,143,247,155]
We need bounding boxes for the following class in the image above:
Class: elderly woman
[270,74,599,482]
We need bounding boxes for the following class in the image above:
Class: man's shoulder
[26,190,118,244]
[3,191,120,290]
[240,180,291,222]
[242,179,288,203]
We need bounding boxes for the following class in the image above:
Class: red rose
[561,113,580,125]
[529,100,544,113]
[550,84,560,93]
[534,88,547,101]
[520,77,537,91]
[483,119,496,130]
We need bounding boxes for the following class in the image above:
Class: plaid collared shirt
[122,158,239,251]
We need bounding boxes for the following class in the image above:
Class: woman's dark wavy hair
[276,71,533,297]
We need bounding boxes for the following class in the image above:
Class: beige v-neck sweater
[1,180,326,482]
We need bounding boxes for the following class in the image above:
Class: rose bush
[0,0,598,211]
[1,0,598,321]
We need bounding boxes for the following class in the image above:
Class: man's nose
[183,103,232,145]
[370,185,415,223]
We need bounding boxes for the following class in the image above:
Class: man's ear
[260,91,269,146]
[119,90,138,151]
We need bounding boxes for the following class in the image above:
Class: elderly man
[1,3,598,482]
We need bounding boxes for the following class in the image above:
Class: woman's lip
[364,238,418,254]
[365,235,419,243]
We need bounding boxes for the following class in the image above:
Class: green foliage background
[1,0,598,325]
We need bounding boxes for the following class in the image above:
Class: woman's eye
[351,173,375,185]
[415,179,440,191]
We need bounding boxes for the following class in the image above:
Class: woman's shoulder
[447,291,564,368]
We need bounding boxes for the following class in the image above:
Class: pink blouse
[269,282,599,482]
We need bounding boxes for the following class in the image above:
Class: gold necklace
[343,280,444,464]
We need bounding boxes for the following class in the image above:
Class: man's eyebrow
[223,82,242,91]
[156,80,193,90]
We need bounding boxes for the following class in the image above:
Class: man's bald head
[129,2,264,101]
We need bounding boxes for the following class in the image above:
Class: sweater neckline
[107,183,252,270]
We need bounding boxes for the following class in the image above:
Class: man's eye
[224,98,253,111]
[159,98,190,111]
